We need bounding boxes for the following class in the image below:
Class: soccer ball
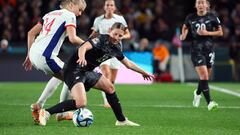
[72,108,94,127]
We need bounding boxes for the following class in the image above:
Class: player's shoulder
[113,14,125,20]
[43,9,75,19]
[186,13,196,20]
[206,11,218,18]
[61,9,75,17]
[90,34,108,45]
[99,34,109,41]
[95,15,105,21]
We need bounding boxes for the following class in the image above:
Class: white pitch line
[187,83,240,98]
[1,103,240,109]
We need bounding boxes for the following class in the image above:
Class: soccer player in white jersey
[90,0,131,107]
[22,0,86,123]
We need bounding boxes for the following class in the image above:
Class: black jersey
[184,12,221,45]
[65,34,125,72]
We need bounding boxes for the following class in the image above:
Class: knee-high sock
[102,81,115,105]
[197,81,202,95]
[105,92,125,121]
[198,80,211,104]
[46,100,77,115]
[59,83,70,102]
[37,77,62,108]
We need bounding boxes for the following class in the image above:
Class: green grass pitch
[0,82,239,135]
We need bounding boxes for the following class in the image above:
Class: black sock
[105,92,126,121]
[46,100,77,115]
[197,81,202,95]
[199,80,211,104]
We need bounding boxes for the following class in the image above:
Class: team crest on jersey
[199,18,204,23]
[92,38,100,44]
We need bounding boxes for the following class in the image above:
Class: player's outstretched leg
[105,92,140,126]
[56,83,74,121]
[102,91,111,108]
[56,111,73,121]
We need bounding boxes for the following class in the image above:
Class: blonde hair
[60,0,86,9]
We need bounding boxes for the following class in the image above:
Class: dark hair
[111,22,126,31]
[104,0,122,15]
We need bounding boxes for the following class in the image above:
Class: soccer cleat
[39,109,50,126]
[30,103,41,124]
[192,90,201,107]
[208,101,218,111]
[56,111,73,121]
[115,118,140,126]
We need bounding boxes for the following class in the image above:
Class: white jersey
[92,14,127,34]
[30,9,76,58]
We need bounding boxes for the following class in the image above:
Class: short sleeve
[64,13,76,28]
[88,37,100,48]
[184,15,191,28]
[119,16,128,27]
[212,14,221,28]
[116,52,125,61]
[92,17,100,32]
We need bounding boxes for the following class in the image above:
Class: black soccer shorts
[64,69,102,91]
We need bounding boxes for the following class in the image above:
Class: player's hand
[142,73,155,81]
[77,57,87,67]
[179,34,186,41]
[22,55,32,71]
[197,29,209,36]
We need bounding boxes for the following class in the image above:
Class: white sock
[59,83,70,102]
[37,77,62,107]
[101,91,109,105]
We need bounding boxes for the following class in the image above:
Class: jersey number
[209,52,215,64]
[196,23,206,31]
[43,18,56,35]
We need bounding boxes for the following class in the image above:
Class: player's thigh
[191,52,206,68]
[71,82,87,107]
[110,69,118,83]
[45,57,64,74]
[195,66,209,80]
[93,75,115,94]
[100,62,111,78]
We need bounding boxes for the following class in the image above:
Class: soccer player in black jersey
[37,22,154,126]
[180,0,223,110]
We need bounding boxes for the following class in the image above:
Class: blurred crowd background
[0,0,239,82]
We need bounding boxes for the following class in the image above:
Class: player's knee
[104,72,111,79]
[75,99,87,108]
[200,74,209,80]
[104,83,115,94]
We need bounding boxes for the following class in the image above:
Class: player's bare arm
[122,28,131,39]
[180,24,189,41]
[66,26,84,45]
[22,23,42,71]
[77,42,93,66]
[120,58,154,81]
[89,30,99,38]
